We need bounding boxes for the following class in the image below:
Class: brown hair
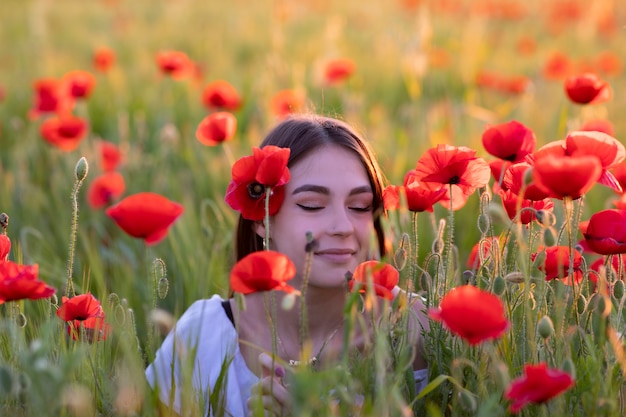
[234,114,387,261]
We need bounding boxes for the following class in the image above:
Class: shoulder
[173,295,230,340]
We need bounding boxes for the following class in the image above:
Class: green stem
[66,176,85,298]
[264,187,271,250]
[444,184,455,293]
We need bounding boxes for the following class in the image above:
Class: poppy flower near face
[564,72,612,105]
[62,70,96,99]
[499,189,554,225]
[505,362,574,413]
[0,262,55,304]
[583,209,626,255]
[201,80,242,111]
[93,46,116,73]
[531,246,583,283]
[87,172,126,209]
[155,50,192,80]
[349,261,398,300]
[99,140,123,172]
[40,115,88,151]
[56,293,105,321]
[105,192,184,245]
[324,58,356,85]
[413,144,491,197]
[482,120,536,163]
[429,285,509,345]
[531,154,602,200]
[270,89,305,119]
[230,250,297,294]
[196,111,237,146]
[0,235,10,262]
[224,146,291,221]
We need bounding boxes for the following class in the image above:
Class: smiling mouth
[314,250,356,263]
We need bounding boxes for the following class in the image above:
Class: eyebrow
[292,184,373,196]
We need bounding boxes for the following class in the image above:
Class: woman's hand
[247,352,292,416]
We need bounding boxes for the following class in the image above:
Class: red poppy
[28,78,74,119]
[105,192,184,245]
[56,293,104,321]
[499,189,554,225]
[0,262,55,304]
[531,246,583,284]
[349,261,398,300]
[224,146,291,221]
[99,140,124,172]
[40,115,88,151]
[580,119,615,136]
[382,185,402,210]
[196,111,237,146]
[531,154,602,200]
[482,120,536,163]
[87,172,126,209]
[62,70,96,99]
[502,162,548,203]
[429,285,509,345]
[385,170,447,212]
[583,209,626,255]
[155,50,192,80]
[564,131,625,192]
[564,72,612,105]
[505,362,574,413]
[413,144,491,197]
[93,46,116,73]
[201,80,242,111]
[230,250,297,294]
[324,58,356,85]
[466,237,499,270]
[0,235,10,262]
[489,159,512,192]
[475,71,530,95]
[542,51,573,80]
[438,184,471,211]
[270,89,305,119]
[57,293,111,341]
[588,255,626,287]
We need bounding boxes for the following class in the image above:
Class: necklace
[276,323,342,368]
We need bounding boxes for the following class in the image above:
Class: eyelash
[296,204,371,212]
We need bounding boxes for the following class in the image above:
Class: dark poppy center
[247,182,265,199]
[449,175,461,184]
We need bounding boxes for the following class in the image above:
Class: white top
[145,294,429,416]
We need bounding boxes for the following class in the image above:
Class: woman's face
[263,144,376,289]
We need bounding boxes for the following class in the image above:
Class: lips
[314,248,356,263]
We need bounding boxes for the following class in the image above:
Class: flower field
[2,0,626,415]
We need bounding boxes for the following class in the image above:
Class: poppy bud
[75,157,89,181]
[523,165,533,186]
[477,213,490,235]
[393,246,408,271]
[613,280,625,300]
[281,292,297,310]
[458,390,477,412]
[492,275,506,295]
[463,270,475,285]
[538,315,554,339]
[504,271,526,284]
[157,277,169,299]
[561,357,576,379]
[15,312,27,328]
[419,271,430,292]
[0,212,8,230]
[432,238,444,254]
[576,294,587,315]
[543,227,557,246]
[535,210,556,227]
[305,231,319,253]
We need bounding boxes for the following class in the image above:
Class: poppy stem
[264,187,271,250]
[444,184,455,293]
[411,211,419,290]
[66,157,88,298]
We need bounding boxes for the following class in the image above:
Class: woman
[146,114,429,416]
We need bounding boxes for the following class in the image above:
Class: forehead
[288,145,371,188]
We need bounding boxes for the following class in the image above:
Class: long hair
[234,114,387,261]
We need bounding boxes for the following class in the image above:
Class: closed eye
[349,206,372,212]
[297,204,323,211]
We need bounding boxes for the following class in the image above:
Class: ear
[253,221,266,239]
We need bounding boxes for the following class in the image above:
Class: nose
[327,206,354,236]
